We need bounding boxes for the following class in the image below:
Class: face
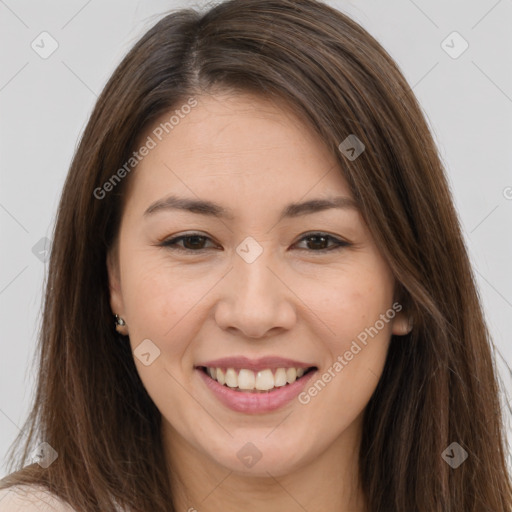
[107,92,410,478]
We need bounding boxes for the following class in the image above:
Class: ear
[391,310,413,336]
[106,242,125,320]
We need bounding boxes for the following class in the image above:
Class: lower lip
[196,368,317,414]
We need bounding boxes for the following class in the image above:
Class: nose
[214,248,297,339]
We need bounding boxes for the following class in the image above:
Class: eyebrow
[143,194,358,221]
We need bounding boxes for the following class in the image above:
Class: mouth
[196,364,318,413]
[198,365,317,393]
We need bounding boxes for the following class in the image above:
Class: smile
[200,366,316,392]
[195,357,318,413]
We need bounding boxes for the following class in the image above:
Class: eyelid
[294,232,350,251]
[158,231,351,253]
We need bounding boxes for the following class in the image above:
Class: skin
[107,92,411,512]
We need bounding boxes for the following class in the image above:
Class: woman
[1,0,511,510]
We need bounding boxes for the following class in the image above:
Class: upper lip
[196,356,316,372]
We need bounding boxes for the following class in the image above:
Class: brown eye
[295,233,350,252]
[160,233,217,252]
[160,232,350,254]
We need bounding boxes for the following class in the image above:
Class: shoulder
[0,484,76,512]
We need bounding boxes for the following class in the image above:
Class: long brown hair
[2,1,511,510]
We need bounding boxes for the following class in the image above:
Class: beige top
[0,485,76,511]
[0,485,126,511]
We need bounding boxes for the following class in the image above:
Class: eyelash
[158,232,350,254]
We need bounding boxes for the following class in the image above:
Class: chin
[204,431,314,477]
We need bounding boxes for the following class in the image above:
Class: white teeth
[238,369,255,390]
[216,368,225,385]
[286,367,297,384]
[205,366,311,391]
[274,368,288,387]
[255,369,274,391]
[225,368,238,388]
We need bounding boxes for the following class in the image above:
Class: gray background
[1,0,511,478]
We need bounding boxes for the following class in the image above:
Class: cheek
[120,251,221,364]
[319,276,394,398]
[311,264,394,394]
[300,286,393,429]
[318,266,394,342]
[118,247,188,338]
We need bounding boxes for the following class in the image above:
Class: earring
[114,314,127,334]
[115,314,126,326]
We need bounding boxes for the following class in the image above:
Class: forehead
[124,92,353,212]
